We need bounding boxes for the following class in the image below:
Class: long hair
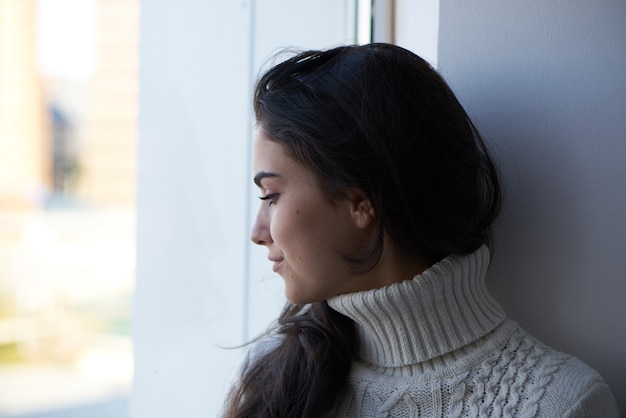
[223,44,501,417]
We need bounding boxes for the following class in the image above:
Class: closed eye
[259,193,279,206]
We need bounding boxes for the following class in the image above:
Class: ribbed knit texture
[326,246,619,417]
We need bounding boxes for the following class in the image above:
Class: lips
[269,257,284,272]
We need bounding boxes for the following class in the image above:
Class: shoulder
[537,350,619,417]
[226,332,283,393]
[509,326,619,417]
[240,332,283,371]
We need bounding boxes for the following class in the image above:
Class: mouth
[269,257,283,272]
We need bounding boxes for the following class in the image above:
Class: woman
[223,44,618,417]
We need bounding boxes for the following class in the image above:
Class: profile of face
[249,45,500,304]
[250,129,380,305]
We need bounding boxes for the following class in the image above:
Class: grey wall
[437,0,626,412]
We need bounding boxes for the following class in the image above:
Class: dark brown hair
[223,43,501,417]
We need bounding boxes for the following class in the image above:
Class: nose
[250,208,271,246]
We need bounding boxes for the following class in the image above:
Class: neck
[350,237,433,292]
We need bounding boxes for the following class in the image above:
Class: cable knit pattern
[326,246,619,417]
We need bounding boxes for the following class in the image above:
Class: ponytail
[222,301,356,418]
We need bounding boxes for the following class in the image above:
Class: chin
[285,294,310,305]
[282,275,329,305]
[284,289,322,306]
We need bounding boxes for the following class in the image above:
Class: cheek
[268,208,293,247]
[271,207,315,252]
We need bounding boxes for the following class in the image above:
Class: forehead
[252,129,318,187]
[252,129,288,167]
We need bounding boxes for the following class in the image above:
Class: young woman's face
[250,129,372,304]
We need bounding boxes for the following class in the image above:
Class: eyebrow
[254,172,280,188]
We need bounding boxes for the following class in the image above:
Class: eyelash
[259,193,279,206]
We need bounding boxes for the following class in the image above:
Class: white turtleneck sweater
[325,245,619,417]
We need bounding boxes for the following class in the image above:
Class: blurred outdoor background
[0,0,137,416]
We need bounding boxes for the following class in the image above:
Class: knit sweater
[325,245,619,417]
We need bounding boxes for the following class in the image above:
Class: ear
[345,188,375,229]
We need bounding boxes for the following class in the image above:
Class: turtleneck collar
[327,245,506,367]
